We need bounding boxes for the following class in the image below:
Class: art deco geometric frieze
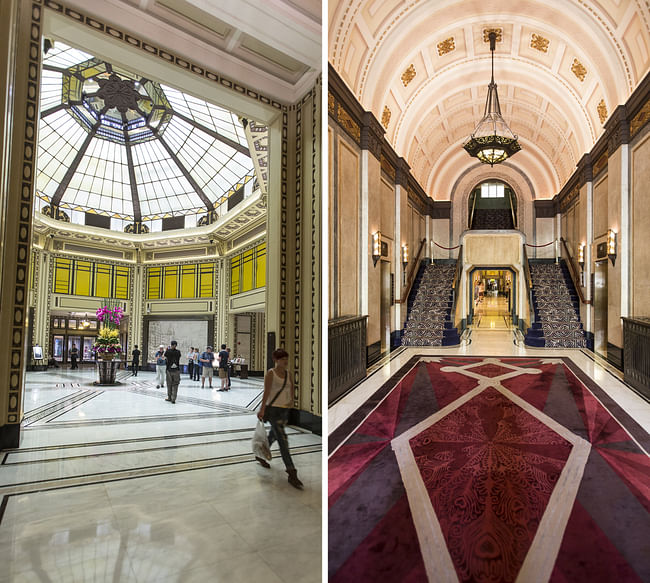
[571,59,587,82]
[401,64,416,87]
[437,37,455,56]
[483,28,503,43]
[336,104,361,143]
[597,100,608,125]
[593,152,608,176]
[630,99,650,137]
[530,34,549,53]
[381,106,391,129]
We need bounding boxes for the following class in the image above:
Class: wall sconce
[607,229,617,266]
[372,231,381,267]
[578,243,585,270]
[401,244,409,269]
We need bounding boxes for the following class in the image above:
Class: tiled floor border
[0,446,321,528]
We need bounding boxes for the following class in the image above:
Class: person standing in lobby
[164,340,181,404]
[192,347,200,381]
[69,344,79,370]
[155,345,166,389]
[217,344,229,391]
[186,346,194,379]
[131,345,141,376]
[200,346,214,389]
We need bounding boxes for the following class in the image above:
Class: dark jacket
[164,348,181,371]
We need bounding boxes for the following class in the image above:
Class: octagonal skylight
[36,41,258,233]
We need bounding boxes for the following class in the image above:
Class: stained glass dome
[36,42,257,233]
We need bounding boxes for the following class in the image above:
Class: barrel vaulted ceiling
[329,0,650,200]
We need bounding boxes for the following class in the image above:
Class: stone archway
[450,163,535,248]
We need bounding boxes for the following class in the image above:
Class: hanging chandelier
[463,31,521,166]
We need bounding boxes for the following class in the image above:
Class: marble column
[0,0,42,449]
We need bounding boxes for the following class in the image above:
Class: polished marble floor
[473,293,511,329]
[0,368,321,583]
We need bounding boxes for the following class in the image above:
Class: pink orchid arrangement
[96,305,123,328]
[93,303,123,356]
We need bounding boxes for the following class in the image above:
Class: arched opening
[468,180,517,230]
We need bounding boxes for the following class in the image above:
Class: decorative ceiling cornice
[33,190,266,252]
[605,104,630,152]
[361,111,384,160]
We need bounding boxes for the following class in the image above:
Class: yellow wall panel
[199,264,214,297]
[242,250,254,292]
[96,263,111,298]
[53,258,72,294]
[163,266,179,299]
[74,261,92,296]
[148,268,161,299]
[231,257,241,295]
[255,244,266,288]
[230,244,267,296]
[180,265,195,298]
[114,267,130,299]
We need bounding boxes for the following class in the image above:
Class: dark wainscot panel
[328,316,367,404]
[622,317,650,400]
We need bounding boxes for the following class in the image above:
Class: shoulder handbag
[262,372,287,422]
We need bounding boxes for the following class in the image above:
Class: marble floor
[0,368,322,583]
[473,294,511,329]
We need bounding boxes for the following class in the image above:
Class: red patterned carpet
[328,357,650,583]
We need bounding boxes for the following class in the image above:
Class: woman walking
[257,349,303,489]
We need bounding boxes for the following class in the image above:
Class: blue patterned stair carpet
[401,262,461,346]
[524,260,586,348]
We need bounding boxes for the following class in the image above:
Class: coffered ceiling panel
[329,0,650,200]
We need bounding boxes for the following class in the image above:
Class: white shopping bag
[252,420,272,460]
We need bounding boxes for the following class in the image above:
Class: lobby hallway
[0,368,321,583]
[473,294,511,330]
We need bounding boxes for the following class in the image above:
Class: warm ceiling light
[463,31,521,166]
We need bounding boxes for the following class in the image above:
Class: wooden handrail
[523,246,532,290]
[559,237,591,305]
[450,245,463,323]
[523,246,535,324]
[398,238,427,304]
[508,190,517,229]
[469,192,477,229]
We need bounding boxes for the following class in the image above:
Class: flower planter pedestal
[95,359,121,385]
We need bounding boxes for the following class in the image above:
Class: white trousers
[156,364,166,387]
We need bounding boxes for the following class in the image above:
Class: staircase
[524,260,586,348]
[471,208,513,230]
[401,262,461,346]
